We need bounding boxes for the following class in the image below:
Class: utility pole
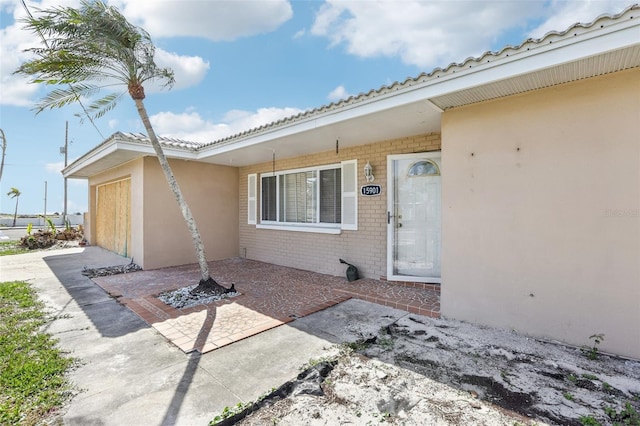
[0,128,6,183]
[44,181,47,227]
[62,121,68,222]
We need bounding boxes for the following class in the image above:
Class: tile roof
[197,4,639,150]
[64,3,639,176]
[111,131,204,151]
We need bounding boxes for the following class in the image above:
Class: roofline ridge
[136,4,640,153]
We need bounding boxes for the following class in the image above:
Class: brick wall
[238,133,441,279]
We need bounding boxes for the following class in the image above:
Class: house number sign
[361,184,382,196]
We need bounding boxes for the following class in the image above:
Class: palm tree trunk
[12,196,18,227]
[133,98,226,294]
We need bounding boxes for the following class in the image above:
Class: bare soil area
[233,315,639,425]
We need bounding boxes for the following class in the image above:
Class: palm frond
[15,0,175,109]
[34,83,106,113]
[83,92,123,122]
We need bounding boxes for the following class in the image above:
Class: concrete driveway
[0,246,410,425]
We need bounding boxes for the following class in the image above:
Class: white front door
[387,153,442,283]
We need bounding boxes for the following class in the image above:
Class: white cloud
[150,107,305,143]
[151,49,209,92]
[310,0,631,69]
[1,1,90,107]
[1,0,209,107]
[0,2,43,106]
[527,0,632,39]
[108,119,119,129]
[328,85,351,102]
[113,0,293,41]
[45,157,80,174]
[45,161,65,174]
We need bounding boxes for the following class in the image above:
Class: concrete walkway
[0,246,411,425]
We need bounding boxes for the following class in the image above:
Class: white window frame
[341,159,358,231]
[247,173,257,225]
[257,160,357,234]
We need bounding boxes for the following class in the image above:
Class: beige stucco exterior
[238,134,441,279]
[81,70,639,359]
[441,68,640,359]
[87,157,239,270]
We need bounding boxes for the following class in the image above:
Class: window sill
[256,224,342,234]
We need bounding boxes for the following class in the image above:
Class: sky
[0,0,634,215]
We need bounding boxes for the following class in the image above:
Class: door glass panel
[392,157,441,278]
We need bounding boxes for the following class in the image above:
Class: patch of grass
[377,337,394,350]
[211,402,252,424]
[0,281,75,425]
[582,333,605,360]
[604,402,640,425]
[0,241,28,256]
[343,339,370,352]
[579,415,602,426]
[300,355,335,371]
[563,392,575,401]
[209,387,276,425]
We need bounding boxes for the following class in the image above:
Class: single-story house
[64,6,640,359]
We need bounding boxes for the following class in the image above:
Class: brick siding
[238,133,441,279]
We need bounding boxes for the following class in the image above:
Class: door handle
[388,211,402,226]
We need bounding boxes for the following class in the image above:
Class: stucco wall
[441,68,640,359]
[142,157,239,270]
[87,157,239,270]
[239,134,441,279]
[88,158,144,264]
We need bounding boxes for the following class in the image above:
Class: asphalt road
[0,227,27,241]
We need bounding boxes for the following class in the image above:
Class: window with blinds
[258,161,356,230]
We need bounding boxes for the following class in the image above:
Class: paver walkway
[93,257,440,354]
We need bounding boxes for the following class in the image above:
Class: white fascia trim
[63,139,198,177]
[196,119,320,159]
[63,140,120,177]
[421,25,639,95]
[114,141,199,160]
[194,20,638,162]
[365,22,639,109]
[379,16,640,102]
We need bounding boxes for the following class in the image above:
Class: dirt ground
[234,314,640,425]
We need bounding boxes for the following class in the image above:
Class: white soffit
[64,132,200,178]
[65,5,640,176]
[431,46,640,109]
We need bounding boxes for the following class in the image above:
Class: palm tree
[7,187,21,227]
[15,1,226,295]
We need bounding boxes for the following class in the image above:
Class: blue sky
[0,0,633,214]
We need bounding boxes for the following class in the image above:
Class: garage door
[96,178,131,257]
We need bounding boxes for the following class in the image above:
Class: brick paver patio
[92,258,440,354]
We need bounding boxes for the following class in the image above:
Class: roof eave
[194,14,639,163]
[63,134,199,179]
